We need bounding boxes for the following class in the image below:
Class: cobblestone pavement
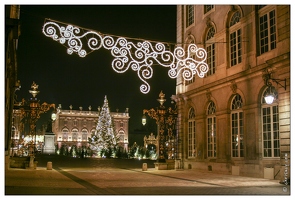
[5,155,291,196]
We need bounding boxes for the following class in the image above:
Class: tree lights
[42,19,209,94]
[88,96,119,155]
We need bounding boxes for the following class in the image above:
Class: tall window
[62,128,69,141]
[207,101,216,158]
[118,130,125,142]
[72,128,78,141]
[81,128,88,141]
[231,94,244,157]
[186,5,194,27]
[204,5,214,14]
[262,87,280,157]
[259,9,276,54]
[229,11,242,67]
[206,26,216,76]
[188,107,196,158]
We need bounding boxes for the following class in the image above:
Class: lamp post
[15,82,55,167]
[142,91,177,168]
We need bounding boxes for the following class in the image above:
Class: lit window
[188,107,196,158]
[207,101,216,158]
[231,94,244,157]
[82,128,88,141]
[261,87,280,157]
[62,128,69,141]
[118,130,125,142]
[72,129,78,141]
[119,135,124,142]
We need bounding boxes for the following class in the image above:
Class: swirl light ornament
[42,19,208,94]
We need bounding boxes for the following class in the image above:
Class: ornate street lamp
[15,82,55,168]
[264,88,275,105]
[263,69,286,104]
[141,114,147,126]
[51,110,57,121]
[142,91,177,167]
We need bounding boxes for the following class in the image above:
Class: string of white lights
[42,19,209,94]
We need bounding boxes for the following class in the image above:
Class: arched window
[230,11,241,26]
[62,128,69,141]
[72,128,78,141]
[261,86,280,157]
[188,107,196,158]
[206,26,216,76]
[118,129,125,142]
[207,101,216,158]
[231,94,244,157]
[81,128,88,141]
[229,11,242,67]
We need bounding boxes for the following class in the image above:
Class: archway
[144,133,158,160]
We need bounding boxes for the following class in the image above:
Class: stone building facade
[52,104,130,155]
[174,5,290,180]
[5,5,21,166]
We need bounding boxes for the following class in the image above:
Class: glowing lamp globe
[51,112,57,121]
[264,94,274,105]
[142,115,147,126]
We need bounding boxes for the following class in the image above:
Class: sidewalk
[5,165,291,195]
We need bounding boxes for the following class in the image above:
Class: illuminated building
[52,104,130,156]
[174,5,290,180]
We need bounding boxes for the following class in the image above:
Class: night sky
[15,5,177,141]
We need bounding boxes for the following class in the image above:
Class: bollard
[47,161,52,170]
[142,163,147,171]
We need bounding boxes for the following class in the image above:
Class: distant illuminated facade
[52,105,130,153]
[174,5,290,180]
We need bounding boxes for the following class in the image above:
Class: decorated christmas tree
[88,96,119,157]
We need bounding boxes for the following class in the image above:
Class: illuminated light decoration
[42,19,209,94]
